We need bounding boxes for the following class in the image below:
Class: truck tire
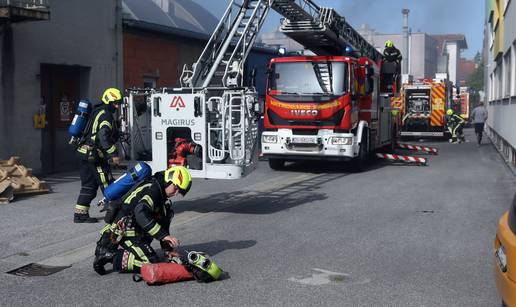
[352,128,369,172]
[268,158,285,170]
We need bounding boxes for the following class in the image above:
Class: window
[504,49,512,97]
[512,41,516,96]
[490,73,494,101]
[496,59,503,99]
[504,0,511,15]
[269,61,349,97]
[489,21,494,50]
[143,77,157,89]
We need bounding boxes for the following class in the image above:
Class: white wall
[445,42,458,85]
[486,0,516,153]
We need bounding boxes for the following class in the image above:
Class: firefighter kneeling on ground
[93,166,192,275]
[74,88,123,223]
[445,109,466,144]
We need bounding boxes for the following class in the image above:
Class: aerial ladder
[121,0,385,179]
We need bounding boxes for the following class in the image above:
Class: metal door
[40,65,81,174]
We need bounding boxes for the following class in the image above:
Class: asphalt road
[0,128,514,307]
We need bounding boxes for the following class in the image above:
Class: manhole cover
[6,263,71,277]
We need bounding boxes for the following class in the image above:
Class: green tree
[467,60,484,91]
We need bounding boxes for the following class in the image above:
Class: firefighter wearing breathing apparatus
[446,108,466,143]
[93,166,192,275]
[74,88,122,223]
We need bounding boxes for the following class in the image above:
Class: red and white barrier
[376,153,428,165]
[396,143,438,155]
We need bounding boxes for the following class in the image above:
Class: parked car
[494,194,516,306]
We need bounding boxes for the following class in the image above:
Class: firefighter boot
[74,212,98,223]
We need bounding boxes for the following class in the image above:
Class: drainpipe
[402,9,409,74]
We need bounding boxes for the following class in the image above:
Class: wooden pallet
[0,156,49,204]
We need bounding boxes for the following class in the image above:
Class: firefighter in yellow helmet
[383,40,402,64]
[74,88,123,223]
[93,166,193,275]
[445,108,466,143]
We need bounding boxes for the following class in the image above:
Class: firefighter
[383,40,402,64]
[74,88,122,223]
[446,109,466,143]
[382,41,402,92]
[93,166,192,275]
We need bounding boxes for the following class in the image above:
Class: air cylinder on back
[101,162,152,204]
[68,99,92,144]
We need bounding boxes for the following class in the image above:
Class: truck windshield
[269,62,348,96]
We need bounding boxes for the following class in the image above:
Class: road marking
[288,268,350,285]
[39,243,96,267]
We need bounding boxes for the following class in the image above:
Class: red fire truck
[261,54,397,170]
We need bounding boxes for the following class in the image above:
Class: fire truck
[393,73,453,139]
[120,0,398,178]
[260,7,398,170]
[458,87,470,121]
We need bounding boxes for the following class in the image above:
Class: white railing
[0,0,49,9]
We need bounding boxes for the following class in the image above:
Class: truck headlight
[331,137,352,145]
[262,135,278,144]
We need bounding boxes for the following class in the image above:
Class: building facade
[0,0,122,174]
[358,25,469,83]
[485,0,516,165]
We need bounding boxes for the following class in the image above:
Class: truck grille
[287,143,322,152]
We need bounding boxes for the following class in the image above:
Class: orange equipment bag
[139,262,194,285]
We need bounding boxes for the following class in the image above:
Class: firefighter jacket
[110,175,172,242]
[383,46,402,63]
[80,104,119,159]
[446,113,465,127]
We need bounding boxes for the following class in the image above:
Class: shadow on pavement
[174,173,349,215]
[269,157,388,174]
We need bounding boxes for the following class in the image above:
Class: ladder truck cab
[262,55,396,169]
[260,7,398,170]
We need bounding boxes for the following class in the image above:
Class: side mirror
[253,97,265,116]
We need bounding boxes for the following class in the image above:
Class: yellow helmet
[101,87,123,105]
[385,40,394,48]
[164,166,192,196]
[446,109,454,116]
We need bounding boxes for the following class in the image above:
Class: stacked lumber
[0,156,49,204]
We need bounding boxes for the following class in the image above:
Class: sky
[192,0,485,59]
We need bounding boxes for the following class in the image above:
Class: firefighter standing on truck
[446,109,466,144]
[74,88,122,223]
[93,166,192,275]
[383,40,402,64]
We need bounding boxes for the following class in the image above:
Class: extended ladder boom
[273,1,381,60]
[182,0,382,90]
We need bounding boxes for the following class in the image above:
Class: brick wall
[123,30,205,88]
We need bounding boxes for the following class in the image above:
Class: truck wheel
[353,128,369,172]
[268,158,285,170]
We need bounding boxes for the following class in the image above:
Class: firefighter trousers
[447,123,464,142]
[113,237,159,273]
[75,158,113,214]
